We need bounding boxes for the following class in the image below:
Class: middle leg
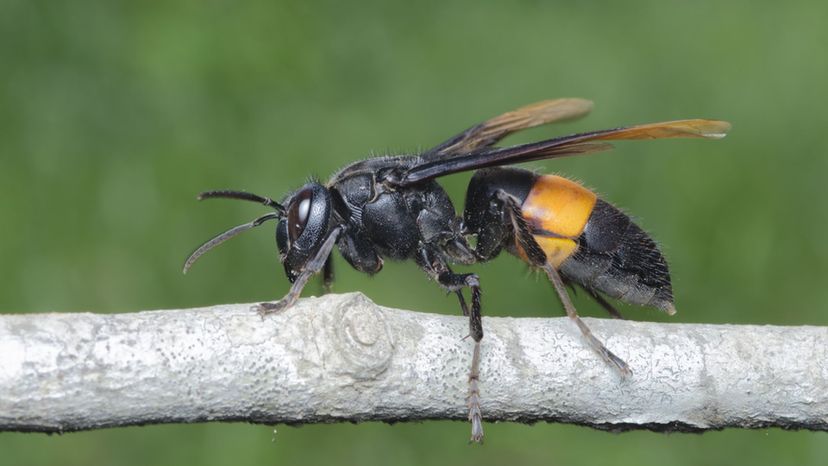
[416,246,484,443]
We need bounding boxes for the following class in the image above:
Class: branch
[1,292,826,434]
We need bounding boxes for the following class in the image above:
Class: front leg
[255,227,342,317]
[322,254,334,294]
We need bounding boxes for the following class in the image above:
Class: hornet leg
[255,227,342,317]
[498,190,630,376]
[417,246,484,443]
[322,254,334,294]
[545,265,630,376]
[582,286,624,320]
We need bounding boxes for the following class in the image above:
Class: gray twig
[1,292,826,433]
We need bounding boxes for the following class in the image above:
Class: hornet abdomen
[561,197,675,314]
[519,174,596,267]
[463,167,675,313]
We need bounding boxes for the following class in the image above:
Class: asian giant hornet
[184,99,730,442]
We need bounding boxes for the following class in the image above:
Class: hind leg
[582,285,625,320]
[498,191,630,376]
[544,265,630,376]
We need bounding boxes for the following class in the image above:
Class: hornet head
[183,182,333,283]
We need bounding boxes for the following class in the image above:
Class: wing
[422,98,594,160]
[399,119,731,185]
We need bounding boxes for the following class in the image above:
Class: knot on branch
[327,293,395,380]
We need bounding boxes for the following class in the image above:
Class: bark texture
[1,292,826,433]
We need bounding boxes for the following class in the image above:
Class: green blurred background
[2,0,827,464]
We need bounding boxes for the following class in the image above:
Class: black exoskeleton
[184,99,730,442]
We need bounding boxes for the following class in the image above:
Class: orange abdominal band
[518,175,597,268]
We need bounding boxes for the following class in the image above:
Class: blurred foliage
[2,0,827,465]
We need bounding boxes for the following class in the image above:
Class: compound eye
[287,187,313,242]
